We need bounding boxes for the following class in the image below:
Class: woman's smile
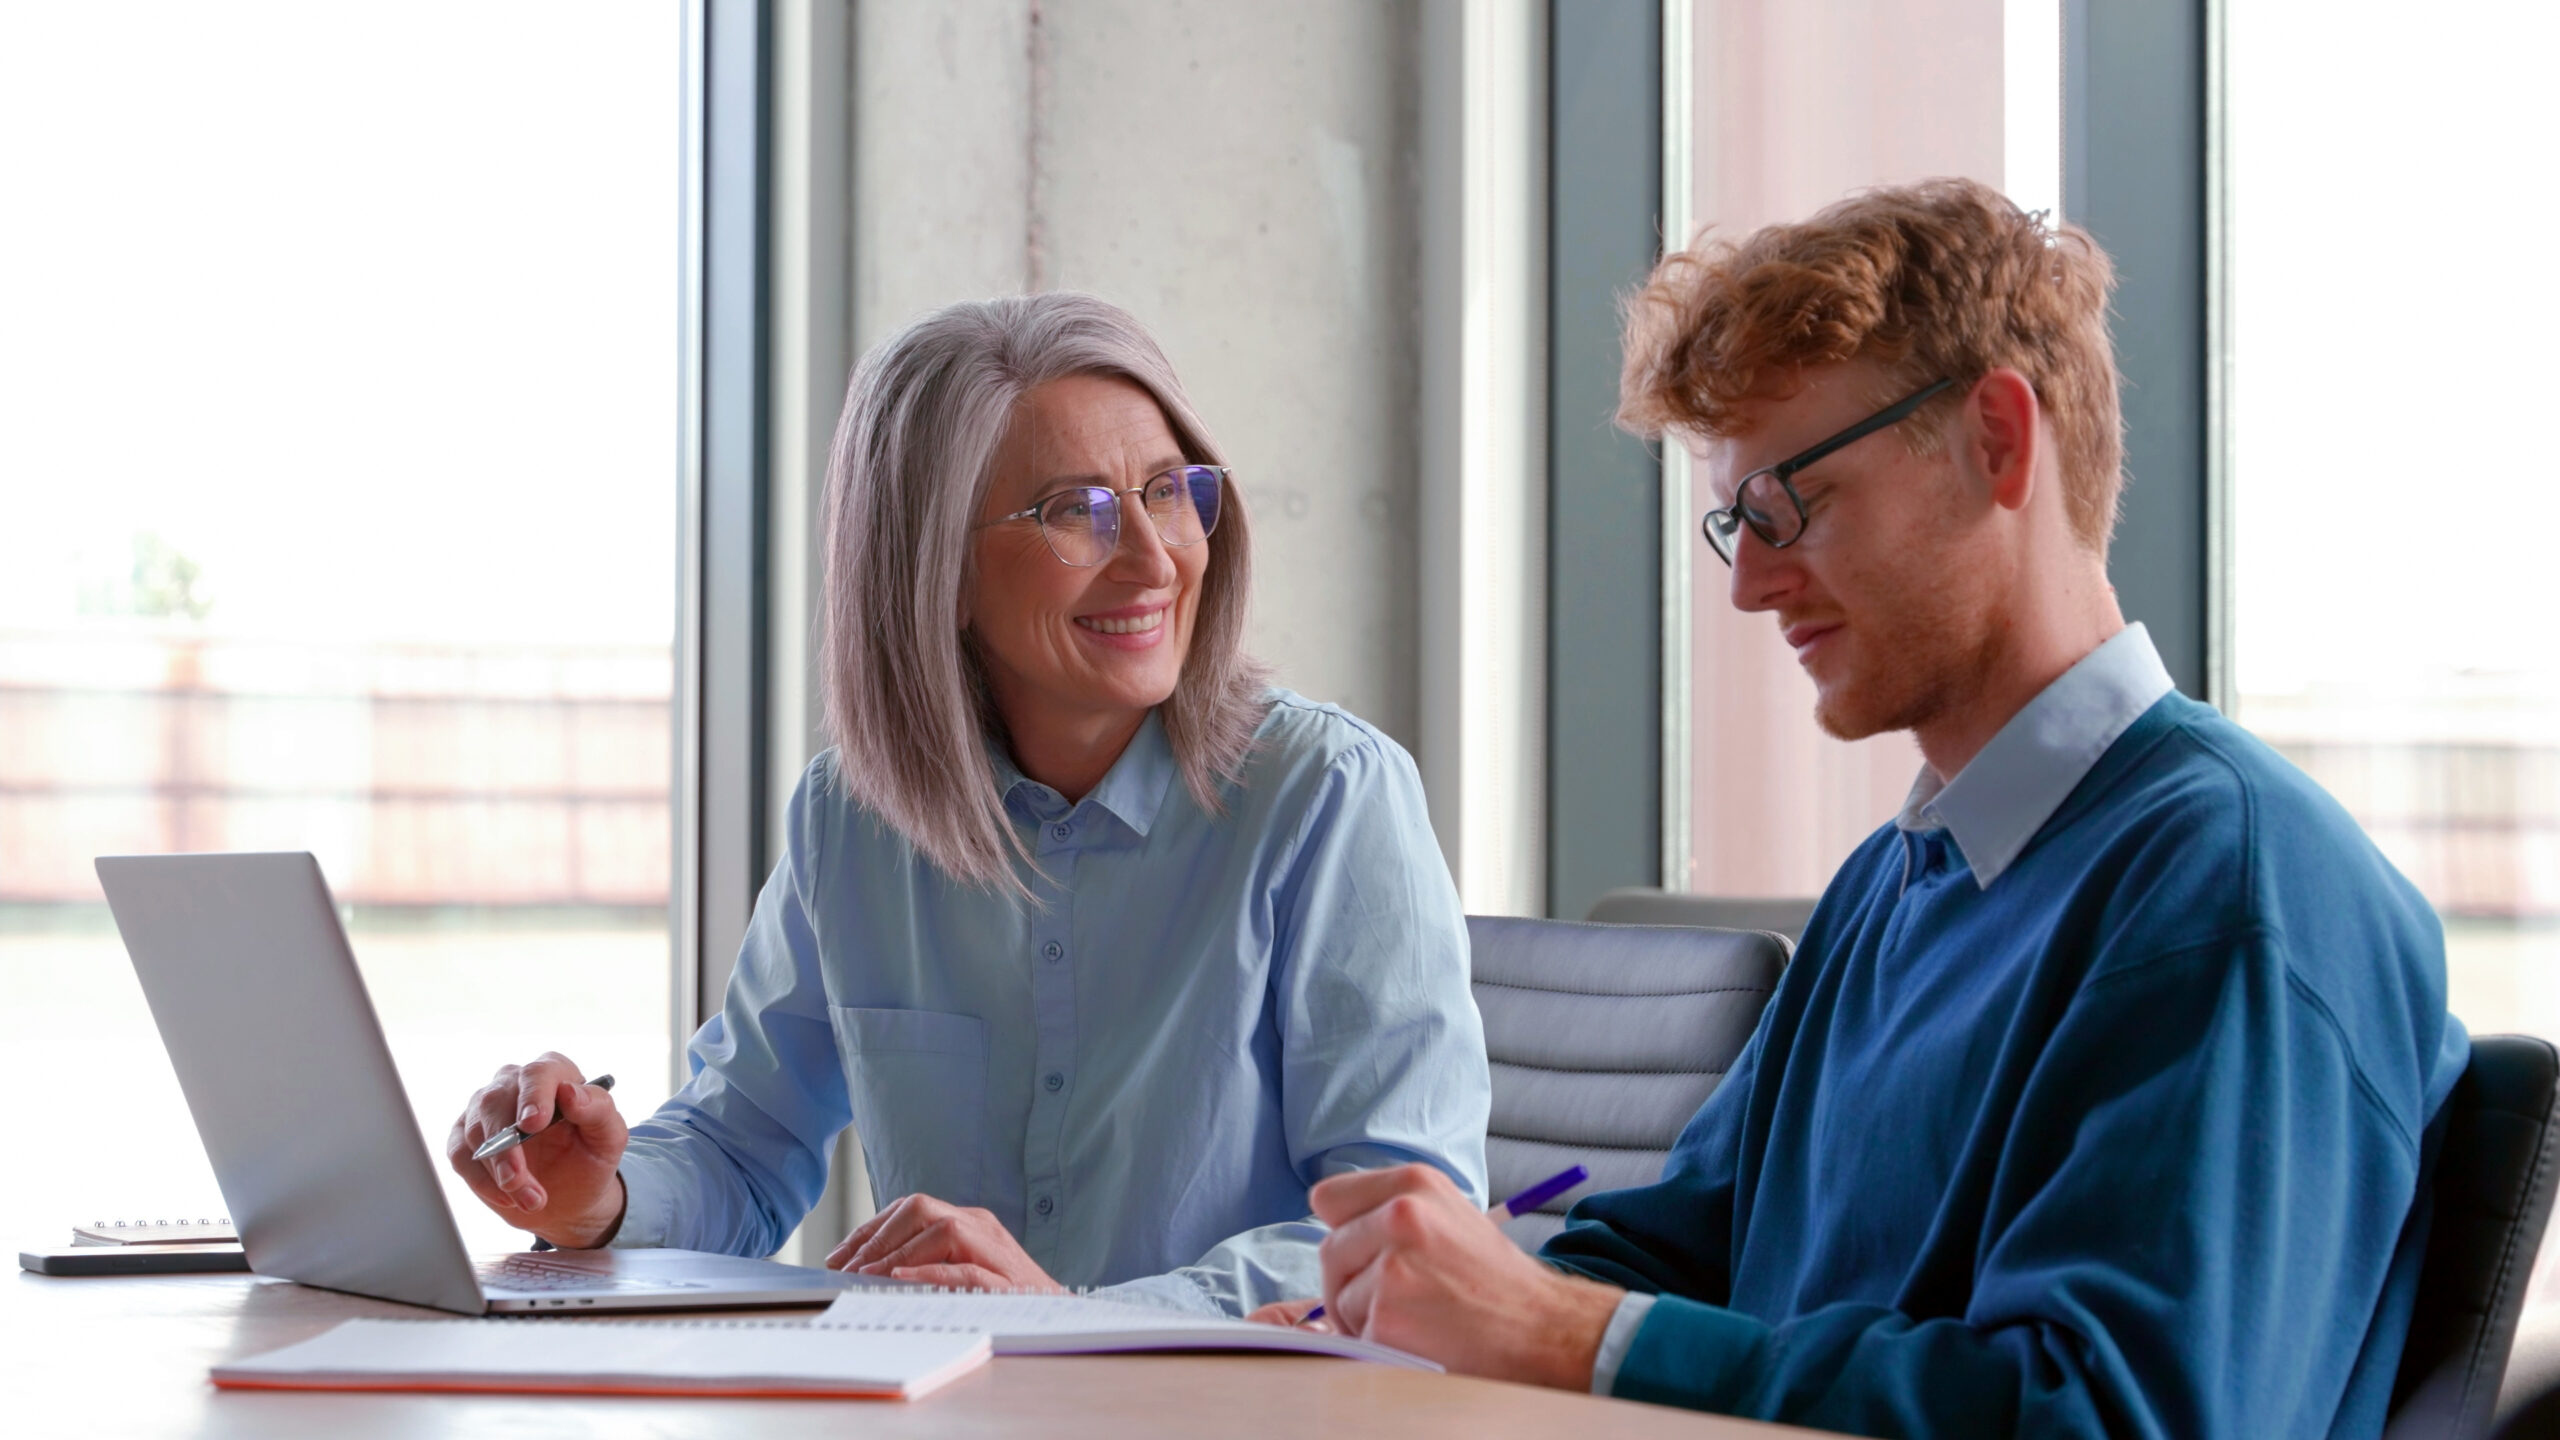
[1075,603,1169,645]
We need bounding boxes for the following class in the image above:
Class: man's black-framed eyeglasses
[1697,377,1957,565]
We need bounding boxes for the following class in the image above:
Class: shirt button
[1035,1195,1054,1217]
[1044,1072,1064,1092]
[1052,823,1072,841]
[1042,941,1063,962]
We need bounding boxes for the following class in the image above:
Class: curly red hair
[1619,177,2124,551]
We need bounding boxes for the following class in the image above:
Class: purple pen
[1492,1164,1591,1219]
[1302,1163,1589,1324]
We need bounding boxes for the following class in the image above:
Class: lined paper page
[815,1290,1438,1370]
[821,1291,1247,1336]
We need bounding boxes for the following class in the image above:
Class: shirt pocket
[828,1005,988,1209]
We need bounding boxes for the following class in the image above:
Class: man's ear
[1967,368,2041,513]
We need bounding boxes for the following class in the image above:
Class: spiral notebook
[72,1217,237,1246]
[814,1289,1440,1370]
[211,1317,990,1400]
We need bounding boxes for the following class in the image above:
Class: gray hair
[818,292,1272,894]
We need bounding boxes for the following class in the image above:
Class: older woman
[445,293,1488,1314]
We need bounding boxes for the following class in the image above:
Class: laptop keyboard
[476,1254,695,1293]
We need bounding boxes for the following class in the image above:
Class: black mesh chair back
[2388,1035,2560,1440]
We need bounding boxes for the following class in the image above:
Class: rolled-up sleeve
[614,770,849,1257]
[1116,738,1490,1313]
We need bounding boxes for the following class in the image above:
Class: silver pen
[471,1074,614,1162]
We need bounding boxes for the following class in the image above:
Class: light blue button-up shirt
[1587,622,2177,1393]
[613,690,1490,1315]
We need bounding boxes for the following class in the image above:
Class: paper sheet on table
[816,1289,1439,1371]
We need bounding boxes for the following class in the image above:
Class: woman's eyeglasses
[988,465,1227,568]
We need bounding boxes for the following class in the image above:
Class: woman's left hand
[825,1193,1062,1291]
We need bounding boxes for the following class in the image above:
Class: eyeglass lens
[1702,473,1803,565]
[1701,507,1747,564]
[1039,466,1224,567]
[1736,474,1803,550]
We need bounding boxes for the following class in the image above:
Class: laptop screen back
[94,852,485,1314]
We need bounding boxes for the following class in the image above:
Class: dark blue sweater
[1544,693,2469,1438]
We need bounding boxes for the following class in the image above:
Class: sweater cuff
[1590,1291,1658,1395]
[1610,1292,1771,1413]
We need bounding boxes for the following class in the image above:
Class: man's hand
[826,1194,1061,1291]
[1244,1297,1331,1330]
[445,1052,630,1250]
[1312,1164,1623,1389]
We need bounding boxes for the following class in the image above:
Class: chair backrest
[2489,1377,2560,1440]
[2387,1034,2560,1440]
[1468,915,1788,1250]
[1585,887,1820,944]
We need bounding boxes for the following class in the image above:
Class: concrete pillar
[849,0,1424,745]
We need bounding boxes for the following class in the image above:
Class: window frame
[2063,0,2221,706]
[1542,0,1668,920]
[673,0,777,1064]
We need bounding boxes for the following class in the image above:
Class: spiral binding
[440,1282,1118,1326]
[85,1217,231,1230]
[903,1284,1103,1296]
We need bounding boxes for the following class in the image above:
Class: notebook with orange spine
[210,1317,989,1400]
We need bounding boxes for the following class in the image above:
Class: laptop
[94,851,868,1314]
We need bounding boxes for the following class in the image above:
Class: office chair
[1584,887,1819,945]
[2490,1307,2560,1440]
[2388,1035,2560,1440]
[1467,915,1789,1249]
[2489,1377,2560,1440]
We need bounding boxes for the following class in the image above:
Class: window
[0,2,685,1254]
[2224,5,2560,1032]
[2223,0,2560,1312]
[1671,0,2060,897]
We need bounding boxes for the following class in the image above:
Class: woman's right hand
[445,1051,631,1249]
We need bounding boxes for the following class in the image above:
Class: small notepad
[212,1318,990,1400]
[72,1217,236,1246]
[815,1289,1440,1371]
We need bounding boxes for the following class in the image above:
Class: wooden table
[5,1269,1823,1437]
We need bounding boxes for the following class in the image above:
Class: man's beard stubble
[1809,593,2006,747]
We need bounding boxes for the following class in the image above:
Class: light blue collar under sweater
[1895,622,2176,888]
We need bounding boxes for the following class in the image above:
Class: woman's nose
[1106,500,1180,585]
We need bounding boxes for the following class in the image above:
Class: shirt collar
[1896,622,2175,889]
[989,709,1177,840]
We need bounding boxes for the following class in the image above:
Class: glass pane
[1735,474,1800,550]
[1676,0,2057,896]
[2226,3,2559,1037]
[2226,0,2560,1309]
[0,2,684,1256]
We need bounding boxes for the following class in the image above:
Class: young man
[1306,179,2466,1437]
